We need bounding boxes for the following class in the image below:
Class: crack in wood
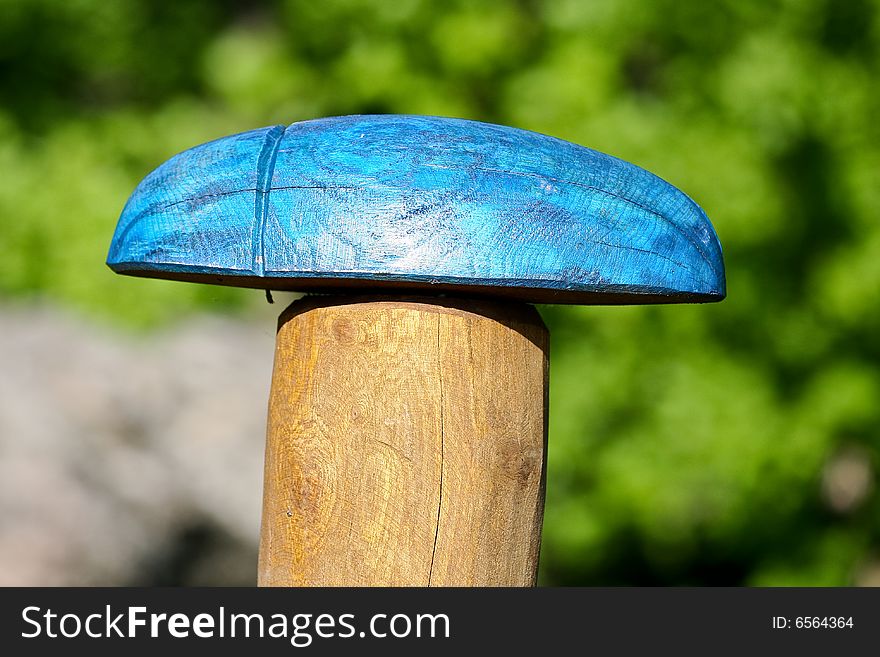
[428,310,444,586]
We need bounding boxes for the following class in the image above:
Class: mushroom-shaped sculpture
[108,115,725,586]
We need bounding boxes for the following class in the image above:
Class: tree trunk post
[258,296,548,586]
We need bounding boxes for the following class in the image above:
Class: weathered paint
[107,115,725,304]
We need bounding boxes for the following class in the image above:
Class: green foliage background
[2,0,879,585]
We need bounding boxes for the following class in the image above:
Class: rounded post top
[108,114,725,305]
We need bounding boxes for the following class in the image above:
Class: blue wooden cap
[107,115,725,304]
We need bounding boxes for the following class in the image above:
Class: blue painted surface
[108,115,725,304]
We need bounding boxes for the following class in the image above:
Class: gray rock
[0,303,277,585]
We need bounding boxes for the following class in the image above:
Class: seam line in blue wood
[253,124,286,276]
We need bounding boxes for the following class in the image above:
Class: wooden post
[258,295,548,586]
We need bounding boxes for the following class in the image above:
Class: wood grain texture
[258,296,548,586]
[107,114,725,304]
